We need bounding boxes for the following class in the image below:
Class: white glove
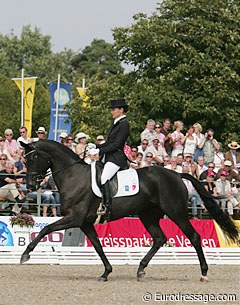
[88,148,100,156]
[87,143,96,149]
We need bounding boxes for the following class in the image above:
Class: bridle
[25,149,82,182]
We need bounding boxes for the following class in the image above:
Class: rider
[90,98,130,220]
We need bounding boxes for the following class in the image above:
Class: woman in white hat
[75,132,89,159]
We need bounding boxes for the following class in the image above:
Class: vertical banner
[48,82,72,141]
[12,77,37,137]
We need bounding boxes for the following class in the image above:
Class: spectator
[213,142,225,172]
[140,119,157,144]
[142,152,154,167]
[160,118,172,155]
[224,141,240,171]
[199,162,217,181]
[124,142,132,159]
[171,120,184,157]
[40,177,58,217]
[0,163,26,208]
[13,151,27,179]
[17,126,31,147]
[33,127,47,141]
[67,134,76,152]
[75,132,89,159]
[198,128,219,165]
[130,152,143,169]
[197,156,208,176]
[215,170,239,216]
[176,153,184,167]
[216,160,240,182]
[183,125,197,156]
[164,157,182,173]
[96,135,105,144]
[193,122,204,162]
[154,123,165,149]
[148,138,167,166]
[59,132,68,144]
[3,129,20,162]
[182,166,202,219]
[202,171,217,196]
[189,162,200,179]
[183,153,193,167]
[0,154,8,171]
[163,155,171,167]
[0,136,5,155]
[129,146,138,162]
[137,139,149,161]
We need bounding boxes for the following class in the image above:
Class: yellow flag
[13,77,37,137]
[77,87,89,107]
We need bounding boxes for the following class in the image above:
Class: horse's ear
[20,141,35,152]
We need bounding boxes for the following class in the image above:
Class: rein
[25,149,83,180]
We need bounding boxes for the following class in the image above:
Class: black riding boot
[101,180,112,221]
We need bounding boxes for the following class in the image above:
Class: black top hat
[109,98,128,111]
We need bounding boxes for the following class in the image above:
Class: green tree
[71,39,123,80]
[113,0,240,144]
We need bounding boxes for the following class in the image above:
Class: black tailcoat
[96,117,130,169]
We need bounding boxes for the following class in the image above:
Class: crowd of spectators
[0,118,240,219]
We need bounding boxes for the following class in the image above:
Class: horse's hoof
[98,276,108,282]
[200,275,209,282]
[20,253,30,264]
[137,271,145,282]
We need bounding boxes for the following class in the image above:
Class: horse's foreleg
[81,223,112,281]
[137,210,166,281]
[20,216,77,264]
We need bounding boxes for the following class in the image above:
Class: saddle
[95,161,118,197]
[91,161,139,198]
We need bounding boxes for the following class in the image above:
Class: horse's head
[21,141,52,191]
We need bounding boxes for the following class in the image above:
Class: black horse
[20,140,239,281]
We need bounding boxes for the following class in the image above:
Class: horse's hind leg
[137,209,166,281]
[20,216,78,263]
[170,215,209,282]
[81,223,112,281]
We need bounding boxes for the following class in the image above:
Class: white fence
[0,246,239,265]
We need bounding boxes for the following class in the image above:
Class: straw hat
[228,141,240,150]
[59,132,68,139]
[36,127,47,134]
[75,132,89,142]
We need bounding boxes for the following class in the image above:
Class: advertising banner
[87,218,220,248]
[0,217,239,248]
[48,82,72,141]
[0,216,63,247]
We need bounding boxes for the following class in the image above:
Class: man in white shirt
[17,127,31,148]
[197,156,207,176]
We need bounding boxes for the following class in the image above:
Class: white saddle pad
[91,161,139,198]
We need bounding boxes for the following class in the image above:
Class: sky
[1,0,159,53]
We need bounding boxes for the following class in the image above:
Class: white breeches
[101,162,120,185]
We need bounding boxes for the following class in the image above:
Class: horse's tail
[181,173,239,245]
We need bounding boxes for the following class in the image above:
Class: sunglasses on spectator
[0,139,4,142]
[20,131,26,134]
[5,134,12,136]
[142,142,148,145]
[0,158,7,160]
[146,155,153,158]
[208,166,214,168]
[155,126,161,129]
[38,132,45,134]
[68,138,73,141]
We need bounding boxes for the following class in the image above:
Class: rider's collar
[114,115,126,125]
